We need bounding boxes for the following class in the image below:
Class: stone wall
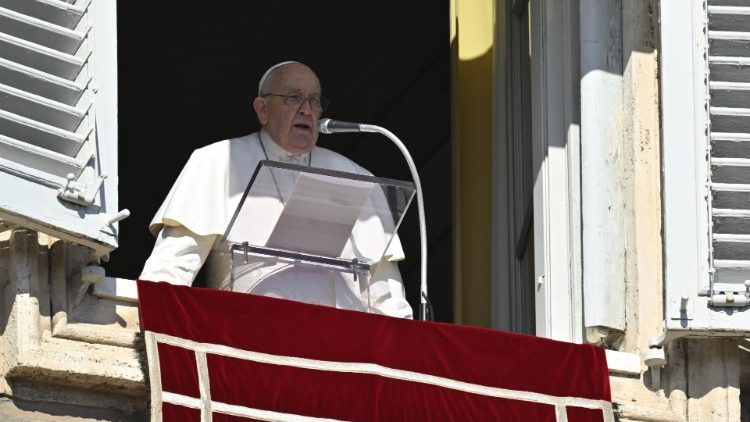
[0,229,147,421]
[609,1,748,420]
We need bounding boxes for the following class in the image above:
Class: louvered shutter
[0,0,119,257]
[708,3,750,307]
[662,0,750,335]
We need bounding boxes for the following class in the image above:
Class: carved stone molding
[0,229,147,420]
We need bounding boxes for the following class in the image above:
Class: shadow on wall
[656,338,743,418]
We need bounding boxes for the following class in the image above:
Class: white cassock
[140,130,413,318]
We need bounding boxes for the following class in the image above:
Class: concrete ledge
[92,277,138,304]
[7,335,145,393]
[52,317,137,348]
[606,349,642,376]
[1,383,147,420]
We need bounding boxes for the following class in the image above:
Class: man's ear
[253,97,268,125]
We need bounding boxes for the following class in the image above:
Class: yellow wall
[451,0,495,327]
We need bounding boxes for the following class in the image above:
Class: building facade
[454,0,748,420]
[0,0,746,420]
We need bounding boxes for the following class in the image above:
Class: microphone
[317,118,362,134]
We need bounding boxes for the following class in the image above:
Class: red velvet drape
[138,281,611,421]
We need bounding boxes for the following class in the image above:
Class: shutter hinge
[709,281,750,307]
[57,172,107,206]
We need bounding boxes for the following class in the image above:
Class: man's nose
[298,99,313,114]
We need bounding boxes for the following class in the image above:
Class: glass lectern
[220,160,415,312]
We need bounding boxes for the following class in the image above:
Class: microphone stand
[357,124,429,321]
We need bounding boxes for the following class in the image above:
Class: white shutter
[0,0,119,257]
[662,0,750,335]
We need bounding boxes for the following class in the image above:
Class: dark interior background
[110,1,453,322]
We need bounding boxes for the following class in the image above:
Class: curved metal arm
[359,124,429,320]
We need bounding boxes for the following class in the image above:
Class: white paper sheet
[265,173,375,257]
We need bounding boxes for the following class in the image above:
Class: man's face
[253,64,322,155]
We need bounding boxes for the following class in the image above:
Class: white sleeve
[366,260,414,319]
[139,225,218,286]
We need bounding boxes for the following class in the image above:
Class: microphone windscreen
[318,119,362,133]
[318,118,332,134]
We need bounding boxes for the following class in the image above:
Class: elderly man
[139,61,413,318]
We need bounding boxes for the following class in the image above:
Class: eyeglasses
[261,93,330,113]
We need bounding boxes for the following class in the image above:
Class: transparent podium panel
[221,160,416,311]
